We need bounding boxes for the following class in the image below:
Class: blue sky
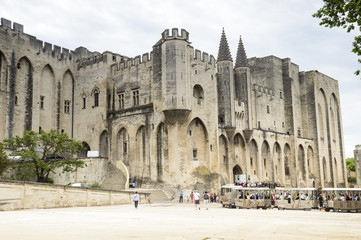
[1,0,360,157]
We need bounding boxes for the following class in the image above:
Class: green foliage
[346,157,356,172]
[90,182,102,188]
[348,176,356,182]
[0,144,11,176]
[313,0,361,76]
[10,162,36,181]
[4,130,85,183]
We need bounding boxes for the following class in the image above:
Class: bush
[44,178,54,184]
[348,176,356,183]
[91,182,101,188]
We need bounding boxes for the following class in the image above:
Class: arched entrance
[79,142,91,158]
[99,130,109,158]
[233,165,243,184]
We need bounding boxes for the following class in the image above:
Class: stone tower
[234,35,252,130]
[217,29,235,128]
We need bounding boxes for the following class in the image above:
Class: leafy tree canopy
[3,130,84,183]
[313,0,361,75]
[0,144,11,176]
[346,157,355,172]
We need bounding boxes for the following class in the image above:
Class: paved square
[0,202,360,240]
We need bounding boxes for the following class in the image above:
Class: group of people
[181,191,218,210]
[186,191,218,204]
[132,190,219,209]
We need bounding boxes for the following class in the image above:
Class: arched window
[193,84,204,105]
[92,87,100,107]
[94,89,99,107]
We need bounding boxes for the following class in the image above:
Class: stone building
[0,18,347,191]
[354,145,361,185]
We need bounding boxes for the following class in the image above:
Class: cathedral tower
[234,35,252,130]
[217,29,235,128]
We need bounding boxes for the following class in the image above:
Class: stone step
[101,163,127,191]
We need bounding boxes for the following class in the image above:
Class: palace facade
[0,18,347,191]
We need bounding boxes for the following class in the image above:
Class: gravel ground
[0,202,360,240]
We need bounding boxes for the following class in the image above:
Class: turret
[234,35,252,129]
[235,35,247,68]
[154,28,192,124]
[217,28,235,127]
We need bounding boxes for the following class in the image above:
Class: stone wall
[0,180,150,211]
[50,157,109,186]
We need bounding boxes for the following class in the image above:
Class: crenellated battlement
[1,18,23,32]
[77,54,106,70]
[161,28,189,42]
[111,51,153,74]
[190,47,216,67]
[0,17,77,63]
[253,84,274,98]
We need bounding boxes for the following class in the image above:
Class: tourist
[190,191,194,203]
[194,190,201,210]
[133,191,139,208]
[179,191,183,203]
[287,194,291,204]
[203,191,210,210]
[318,194,324,208]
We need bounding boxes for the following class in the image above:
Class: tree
[0,144,11,176]
[4,130,85,183]
[346,157,355,172]
[313,0,361,76]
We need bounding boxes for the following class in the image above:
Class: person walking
[190,191,194,204]
[203,191,209,210]
[194,190,201,210]
[133,191,139,208]
[179,191,183,203]
[319,194,324,209]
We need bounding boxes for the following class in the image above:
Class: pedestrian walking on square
[133,191,139,208]
[194,190,201,210]
[190,191,194,203]
[204,191,210,210]
[179,191,183,203]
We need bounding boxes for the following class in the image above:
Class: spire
[217,28,233,62]
[235,35,247,68]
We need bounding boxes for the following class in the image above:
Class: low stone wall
[0,180,150,211]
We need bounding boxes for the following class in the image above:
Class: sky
[1,0,360,158]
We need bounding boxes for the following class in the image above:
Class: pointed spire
[217,28,233,62]
[235,35,247,68]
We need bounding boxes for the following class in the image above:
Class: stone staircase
[101,162,127,191]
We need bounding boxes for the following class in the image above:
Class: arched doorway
[79,141,91,158]
[233,165,243,184]
[116,128,129,164]
[99,130,109,158]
